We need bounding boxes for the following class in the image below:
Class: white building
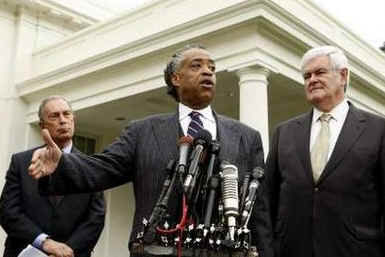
[1,0,385,256]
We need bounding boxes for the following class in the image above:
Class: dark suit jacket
[39,112,274,257]
[266,103,385,257]
[0,146,105,257]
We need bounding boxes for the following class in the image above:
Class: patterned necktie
[187,111,203,138]
[311,113,332,182]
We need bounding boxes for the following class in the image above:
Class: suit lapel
[53,146,81,207]
[317,105,366,183]
[49,146,81,208]
[216,114,241,164]
[152,113,180,163]
[294,111,314,184]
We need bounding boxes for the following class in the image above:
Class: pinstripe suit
[40,111,273,257]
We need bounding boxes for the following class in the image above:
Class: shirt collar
[312,99,349,123]
[178,103,215,122]
[61,141,73,153]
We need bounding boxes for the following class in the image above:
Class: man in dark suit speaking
[27,45,273,257]
[266,45,385,257]
[0,96,105,257]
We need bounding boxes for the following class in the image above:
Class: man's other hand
[42,238,74,257]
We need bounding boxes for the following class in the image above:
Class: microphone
[240,167,264,227]
[144,160,176,243]
[220,161,239,242]
[183,129,212,198]
[176,136,193,176]
[203,175,220,232]
[206,141,220,183]
[202,142,220,199]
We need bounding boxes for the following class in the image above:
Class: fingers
[43,239,74,257]
[28,149,44,179]
[42,129,56,148]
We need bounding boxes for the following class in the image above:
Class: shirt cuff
[32,233,49,249]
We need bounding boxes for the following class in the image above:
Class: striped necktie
[187,111,203,138]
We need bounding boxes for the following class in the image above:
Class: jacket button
[314,187,319,192]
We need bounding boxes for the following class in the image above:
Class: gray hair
[38,95,72,123]
[300,45,349,91]
[300,45,348,71]
[164,44,207,101]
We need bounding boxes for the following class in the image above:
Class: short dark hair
[164,44,207,101]
[38,95,72,123]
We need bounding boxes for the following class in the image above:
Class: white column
[236,67,270,159]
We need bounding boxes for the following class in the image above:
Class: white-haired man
[266,45,385,257]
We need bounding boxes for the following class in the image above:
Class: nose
[307,72,319,85]
[202,65,213,76]
[58,113,67,123]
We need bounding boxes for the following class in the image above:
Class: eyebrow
[191,58,215,63]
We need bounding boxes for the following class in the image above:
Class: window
[73,135,96,155]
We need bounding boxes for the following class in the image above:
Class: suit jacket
[0,146,105,257]
[266,103,385,257]
[39,111,274,257]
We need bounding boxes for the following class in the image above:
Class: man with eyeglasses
[265,45,385,257]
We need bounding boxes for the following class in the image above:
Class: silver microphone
[220,162,239,242]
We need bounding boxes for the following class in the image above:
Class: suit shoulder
[124,113,175,128]
[11,146,43,160]
[354,106,385,122]
[217,114,259,135]
[275,112,309,129]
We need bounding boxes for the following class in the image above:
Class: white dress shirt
[62,141,73,153]
[310,99,349,160]
[179,103,217,140]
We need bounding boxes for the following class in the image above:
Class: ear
[39,121,44,130]
[171,73,181,88]
[339,68,348,87]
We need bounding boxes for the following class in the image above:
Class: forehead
[44,99,71,113]
[303,55,331,72]
[181,48,214,64]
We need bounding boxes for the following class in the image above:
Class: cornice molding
[16,0,385,103]
[2,0,97,29]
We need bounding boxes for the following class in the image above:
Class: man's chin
[307,92,325,103]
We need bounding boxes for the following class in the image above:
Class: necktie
[311,113,332,182]
[187,111,203,138]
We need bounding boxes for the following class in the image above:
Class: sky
[312,0,385,49]
[88,0,385,49]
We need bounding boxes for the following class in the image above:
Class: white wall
[0,3,91,255]
[94,130,135,257]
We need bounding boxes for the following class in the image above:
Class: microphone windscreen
[194,129,212,146]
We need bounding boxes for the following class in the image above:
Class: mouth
[309,86,323,93]
[57,128,70,134]
[200,79,214,88]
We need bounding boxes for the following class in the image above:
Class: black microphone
[220,161,239,242]
[203,175,220,234]
[240,167,264,227]
[183,129,212,198]
[202,142,220,199]
[176,136,193,176]
[206,141,220,183]
[144,160,176,243]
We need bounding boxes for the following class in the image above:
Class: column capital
[236,67,270,85]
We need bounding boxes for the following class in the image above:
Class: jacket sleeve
[65,191,105,254]
[39,124,139,195]
[0,154,43,242]
[247,131,274,257]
